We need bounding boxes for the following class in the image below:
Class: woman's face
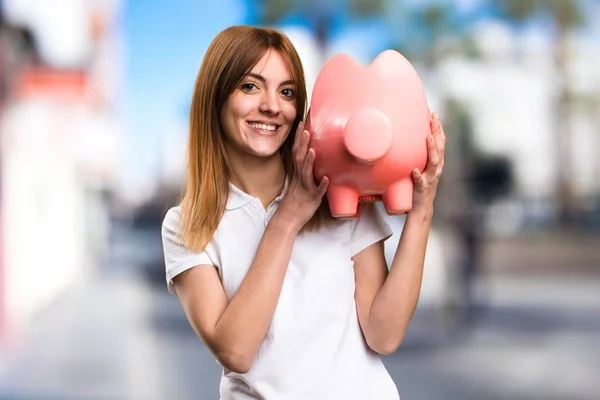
[220,49,297,160]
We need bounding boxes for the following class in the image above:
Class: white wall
[1,99,89,339]
[438,21,599,200]
[3,0,93,68]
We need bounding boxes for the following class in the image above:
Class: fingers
[301,148,317,189]
[316,176,329,197]
[431,112,446,157]
[412,168,424,185]
[292,127,328,198]
[426,134,440,170]
[294,129,310,171]
[300,146,328,198]
[425,112,446,181]
[430,112,441,135]
[291,121,305,154]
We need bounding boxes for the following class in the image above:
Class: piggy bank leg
[382,179,413,215]
[343,203,361,219]
[327,185,360,218]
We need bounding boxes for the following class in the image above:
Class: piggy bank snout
[343,108,393,164]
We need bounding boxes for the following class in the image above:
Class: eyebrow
[247,73,295,86]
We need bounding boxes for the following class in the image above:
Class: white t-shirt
[161,181,399,400]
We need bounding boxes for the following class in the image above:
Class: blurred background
[0,0,598,399]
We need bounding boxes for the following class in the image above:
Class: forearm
[369,206,433,349]
[213,211,298,368]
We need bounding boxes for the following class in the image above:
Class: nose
[259,90,282,115]
[344,108,392,164]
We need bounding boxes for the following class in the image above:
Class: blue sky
[122,0,251,187]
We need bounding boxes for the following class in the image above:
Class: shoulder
[163,205,181,223]
[350,203,393,255]
[162,205,182,228]
[161,206,183,241]
[352,203,387,228]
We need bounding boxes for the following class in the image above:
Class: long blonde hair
[180,25,332,252]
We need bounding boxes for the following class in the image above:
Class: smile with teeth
[248,122,279,132]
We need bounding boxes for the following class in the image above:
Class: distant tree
[390,4,490,223]
[255,0,387,50]
[348,0,386,17]
[493,0,586,226]
[392,3,481,70]
[256,0,295,26]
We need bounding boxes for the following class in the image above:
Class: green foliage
[420,3,452,34]
[494,0,585,29]
[256,0,296,25]
[349,0,385,17]
[495,0,539,22]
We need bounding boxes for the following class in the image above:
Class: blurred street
[0,222,598,400]
[1,1,600,400]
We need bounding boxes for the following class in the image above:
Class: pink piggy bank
[306,50,431,218]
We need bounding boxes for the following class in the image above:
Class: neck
[225,147,287,208]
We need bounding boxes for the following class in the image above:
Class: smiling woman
[180,26,331,253]
[161,24,446,400]
[220,50,297,159]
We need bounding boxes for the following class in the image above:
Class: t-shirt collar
[226,177,289,210]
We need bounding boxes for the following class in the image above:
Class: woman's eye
[241,83,257,91]
[281,88,295,97]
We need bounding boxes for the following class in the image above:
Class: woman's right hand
[277,121,329,231]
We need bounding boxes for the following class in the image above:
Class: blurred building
[438,20,600,235]
[0,0,124,347]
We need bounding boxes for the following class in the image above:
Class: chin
[248,146,282,159]
[245,137,286,158]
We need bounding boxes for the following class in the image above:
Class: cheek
[235,96,260,117]
[221,100,252,136]
[224,94,257,121]
[220,106,235,138]
[282,102,297,123]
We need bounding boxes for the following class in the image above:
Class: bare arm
[172,123,328,374]
[353,207,433,354]
[353,112,446,354]
[174,212,299,373]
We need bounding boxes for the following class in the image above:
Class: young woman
[162,25,446,399]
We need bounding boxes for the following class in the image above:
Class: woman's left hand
[411,111,446,213]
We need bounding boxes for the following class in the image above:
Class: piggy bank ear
[310,53,362,114]
[369,49,428,112]
[370,50,415,80]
